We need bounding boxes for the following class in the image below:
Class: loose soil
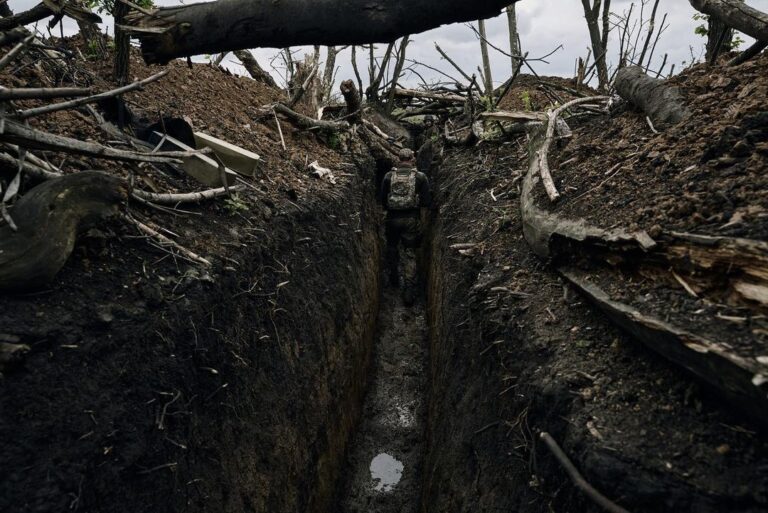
[339,286,428,513]
[422,143,768,513]
[541,52,768,240]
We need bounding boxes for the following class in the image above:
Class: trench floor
[339,285,428,513]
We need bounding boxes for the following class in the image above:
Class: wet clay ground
[339,286,428,513]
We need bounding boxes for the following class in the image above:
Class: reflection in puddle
[370,453,404,492]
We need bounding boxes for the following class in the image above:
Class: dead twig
[122,213,212,267]
[272,108,287,150]
[16,69,170,119]
[0,35,34,73]
[132,185,245,205]
[0,86,91,101]
[539,432,631,513]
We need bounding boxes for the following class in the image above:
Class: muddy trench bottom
[338,282,428,513]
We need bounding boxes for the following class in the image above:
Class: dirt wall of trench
[0,159,381,513]
[421,146,768,513]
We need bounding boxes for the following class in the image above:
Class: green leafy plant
[326,132,341,150]
[692,13,744,51]
[223,194,249,216]
[520,90,532,111]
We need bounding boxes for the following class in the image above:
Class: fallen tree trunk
[729,39,768,66]
[689,0,768,42]
[614,66,691,128]
[393,87,467,103]
[0,118,192,163]
[273,103,349,132]
[0,171,127,292]
[123,0,516,64]
[0,3,52,31]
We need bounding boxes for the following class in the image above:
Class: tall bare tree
[506,4,523,74]
[321,46,340,104]
[113,0,130,84]
[386,36,410,112]
[478,19,494,96]
[580,0,611,91]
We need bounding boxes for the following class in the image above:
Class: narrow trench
[336,159,431,512]
[338,285,428,512]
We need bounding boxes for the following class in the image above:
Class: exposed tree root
[0,171,127,292]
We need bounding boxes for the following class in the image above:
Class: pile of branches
[0,27,253,290]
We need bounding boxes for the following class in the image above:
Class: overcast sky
[10,0,767,92]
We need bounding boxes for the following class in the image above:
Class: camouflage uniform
[381,159,432,305]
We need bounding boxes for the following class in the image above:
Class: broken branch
[539,432,631,513]
[16,69,170,119]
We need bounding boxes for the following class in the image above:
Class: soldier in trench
[380,148,432,305]
[416,115,440,176]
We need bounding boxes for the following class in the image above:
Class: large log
[123,0,517,64]
[233,49,278,88]
[689,0,768,42]
[614,66,691,128]
[0,171,127,292]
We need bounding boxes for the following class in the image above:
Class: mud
[339,286,428,513]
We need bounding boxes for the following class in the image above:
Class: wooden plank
[193,131,261,177]
[153,132,238,187]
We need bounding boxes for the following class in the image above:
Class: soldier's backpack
[387,168,419,210]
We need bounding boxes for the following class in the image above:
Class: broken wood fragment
[560,268,768,428]
[0,171,127,291]
[132,185,246,205]
[122,213,212,267]
[151,131,238,187]
[392,88,466,103]
[193,132,261,177]
[233,49,278,87]
[0,118,190,164]
[339,79,362,123]
[479,110,547,123]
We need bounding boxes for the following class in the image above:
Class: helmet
[398,148,415,161]
[424,115,435,126]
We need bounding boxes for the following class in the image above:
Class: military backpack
[387,168,419,210]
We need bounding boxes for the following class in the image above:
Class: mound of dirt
[542,52,768,240]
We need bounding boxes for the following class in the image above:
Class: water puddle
[370,453,404,492]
